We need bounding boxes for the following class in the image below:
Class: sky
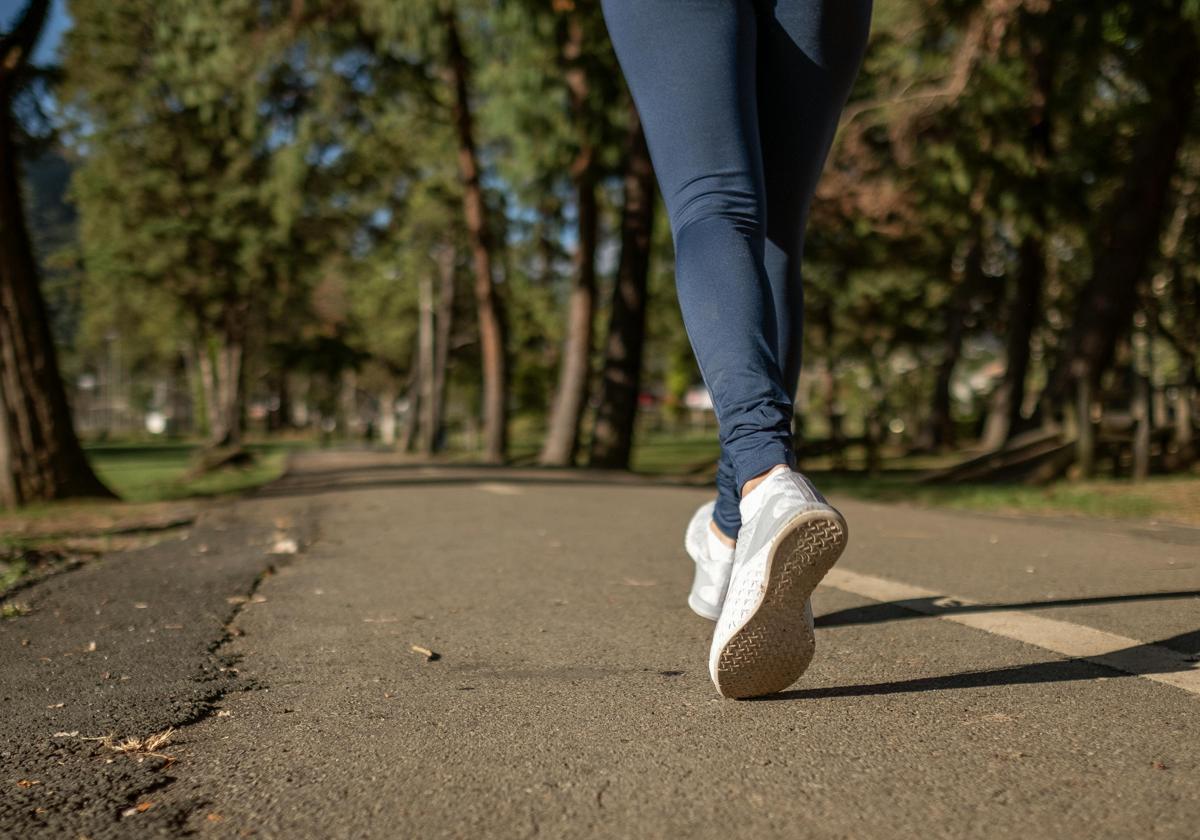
[1,0,71,65]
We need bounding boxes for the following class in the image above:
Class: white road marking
[476,482,522,496]
[822,567,1200,697]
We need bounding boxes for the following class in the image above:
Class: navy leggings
[601,0,872,538]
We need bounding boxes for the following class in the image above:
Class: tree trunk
[1132,363,1151,482]
[1075,377,1094,479]
[338,367,358,441]
[432,244,456,453]
[199,320,245,451]
[417,272,436,455]
[0,379,16,505]
[440,2,507,463]
[928,326,963,450]
[590,104,655,469]
[981,234,1044,448]
[197,337,220,442]
[276,369,292,432]
[216,332,244,447]
[1042,24,1199,410]
[397,373,420,454]
[378,384,397,447]
[541,10,600,467]
[927,238,980,450]
[0,0,113,505]
[1175,381,1194,459]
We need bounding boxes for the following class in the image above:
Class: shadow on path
[817,590,1200,630]
[756,605,1200,701]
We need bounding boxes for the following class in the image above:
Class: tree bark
[196,337,219,442]
[216,331,244,447]
[397,373,419,454]
[1075,377,1094,479]
[989,25,1054,447]
[541,10,600,467]
[927,238,980,450]
[1132,357,1151,481]
[982,234,1044,448]
[417,271,436,455]
[590,104,655,469]
[432,244,456,453]
[378,384,397,446]
[440,2,507,463]
[198,317,245,451]
[0,0,113,505]
[338,367,358,441]
[1042,24,1199,411]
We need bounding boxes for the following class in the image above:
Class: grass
[2,439,304,525]
[1,601,31,619]
[86,439,303,503]
[0,439,308,592]
[0,549,31,591]
[625,429,1200,526]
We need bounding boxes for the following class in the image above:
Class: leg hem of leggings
[732,445,796,492]
[711,512,739,542]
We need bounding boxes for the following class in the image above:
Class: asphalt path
[3,450,1198,838]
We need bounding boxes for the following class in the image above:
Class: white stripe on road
[822,567,1200,697]
[476,482,523,495]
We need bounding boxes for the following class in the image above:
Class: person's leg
[757,0,873,400]
[601,0,794,542]
[705,1,872,696]
[713,452,741,541]
[706,0,872,544]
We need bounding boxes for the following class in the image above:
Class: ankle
[708,519,736,549]
[740,463,790,498]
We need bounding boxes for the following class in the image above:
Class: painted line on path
[822,567,1200,697]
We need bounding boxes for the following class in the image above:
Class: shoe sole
[688,588,721,621]
[712,508,847,699]
[685,501,722,620]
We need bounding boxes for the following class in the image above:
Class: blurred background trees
[3,0,1199,507]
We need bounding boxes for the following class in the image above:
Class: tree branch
[0,0,49,87]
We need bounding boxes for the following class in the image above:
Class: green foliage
[26,0,1200,468]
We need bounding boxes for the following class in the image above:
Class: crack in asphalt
[0,494,318,838]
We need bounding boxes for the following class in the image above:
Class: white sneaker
[684,500,733,620]
[708,466,847,699]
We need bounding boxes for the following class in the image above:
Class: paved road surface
[3,450,1199,838]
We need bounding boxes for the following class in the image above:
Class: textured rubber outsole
[712,509,847,699]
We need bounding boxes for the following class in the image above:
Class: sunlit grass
[626,429,1200,526]
[87,440,299,503]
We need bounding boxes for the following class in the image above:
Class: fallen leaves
[1,601,31,619]
[410,644,440,662]
[16,779,41,788]
[226,594,267,606]
[85,727,176,763]
[269,533,298,555]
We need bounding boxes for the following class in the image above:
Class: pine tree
[0,0,113,506]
